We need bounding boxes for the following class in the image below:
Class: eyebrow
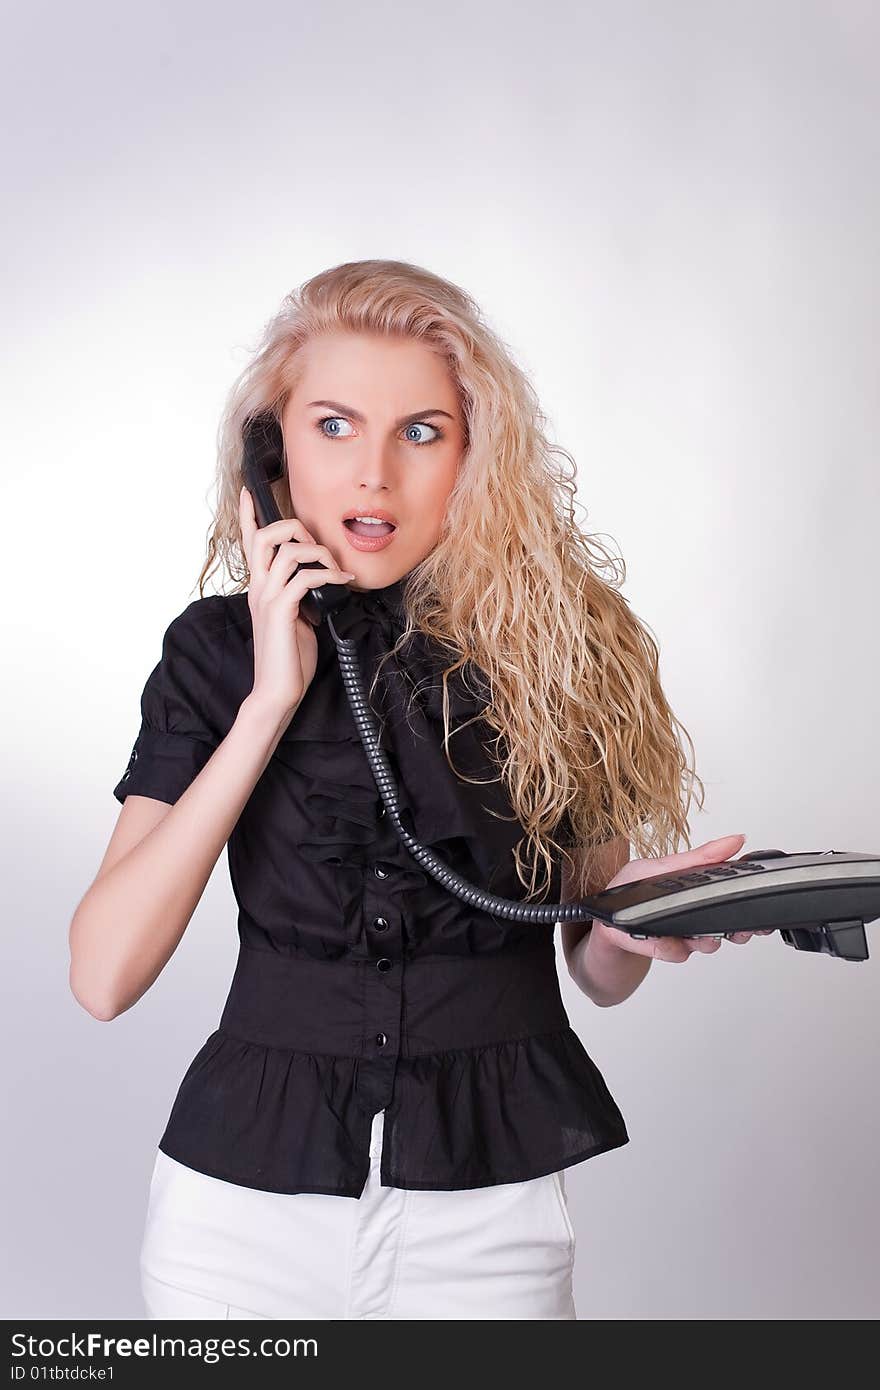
[305,399,455,428]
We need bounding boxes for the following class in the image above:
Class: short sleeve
[113,596,229,806]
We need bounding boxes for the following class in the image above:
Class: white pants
[140,1108,577,1320]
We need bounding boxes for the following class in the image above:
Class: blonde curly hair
[195,258,705,904]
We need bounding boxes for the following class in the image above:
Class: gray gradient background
[3,0,878,1320]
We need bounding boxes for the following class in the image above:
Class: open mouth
[343,518,397,537]
[341,517,399,552]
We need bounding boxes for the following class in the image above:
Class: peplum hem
[156,1022,630,1197]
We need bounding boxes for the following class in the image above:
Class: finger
[678,834,747,867]
[250,515,313,585]
[264,540,353,600]
[639,834,747,882]
[596,924,659,960]
[693,834,747,862]
[275,558,355,603]
[685,935,723,953]
[239,485,257,567]
[652,936,694,963]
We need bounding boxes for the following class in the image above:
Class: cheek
[420,461,459,531]
[415,489,451,542]
[287,484,327,537]
[289,468,332,520]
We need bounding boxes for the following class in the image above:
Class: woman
[69,259,769,1321]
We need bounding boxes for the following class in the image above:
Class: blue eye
[402,421,442,445]
[317,416,355,438]
[314,416,444,446]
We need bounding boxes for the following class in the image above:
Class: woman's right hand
[238,485,356,719]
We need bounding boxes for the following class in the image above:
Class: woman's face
[281,331,465,590]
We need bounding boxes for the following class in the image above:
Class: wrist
[237,691,299,741]
[571,917,651,1006]
[587,917,631,956]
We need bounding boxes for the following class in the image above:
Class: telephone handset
[237,412,879,960]
[241,411,353,628]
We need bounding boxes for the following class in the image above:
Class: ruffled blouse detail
[114,580,630,1196]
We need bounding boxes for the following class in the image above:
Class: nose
[352,457,397,494]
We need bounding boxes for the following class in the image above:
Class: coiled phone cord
[328,614,594,924]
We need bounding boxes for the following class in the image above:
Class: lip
[342,506,399,526]
[340,519,398,553]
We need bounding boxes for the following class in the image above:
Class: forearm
[70,693,293,1019]
[567,921,652,1006]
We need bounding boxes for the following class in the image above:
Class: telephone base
[780,919,868,962]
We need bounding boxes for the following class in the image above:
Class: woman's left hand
[592,833,776,962]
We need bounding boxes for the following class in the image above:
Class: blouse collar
[341,574,409,622]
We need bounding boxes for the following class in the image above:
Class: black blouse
[113,576,629,1196]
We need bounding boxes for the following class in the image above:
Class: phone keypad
[651,863,768,890]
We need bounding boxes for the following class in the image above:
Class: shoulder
[146,594,250,736]
[165,592,230,636]
[181,592,253,716]
[153,594,232,687]
[220,590,253,635]
[160,592,248,654]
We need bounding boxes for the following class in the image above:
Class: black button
[376,957,393,972]
[373,917,390,932]
[376,1032,388,1047]
[374,864,389,879]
